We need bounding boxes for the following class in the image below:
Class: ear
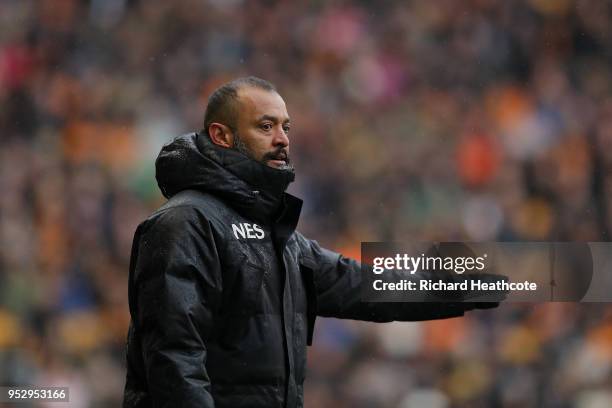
[208,123,234,148]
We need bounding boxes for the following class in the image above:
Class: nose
[273,126,289,148]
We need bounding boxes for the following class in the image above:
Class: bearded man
[122,76,497,408]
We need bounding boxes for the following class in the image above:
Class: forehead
[236,87,289,121]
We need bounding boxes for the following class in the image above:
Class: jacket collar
[156,132,300,223]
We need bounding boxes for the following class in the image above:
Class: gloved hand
[422,271,509,306]
[420,243,509,308]
[463,301,502,310]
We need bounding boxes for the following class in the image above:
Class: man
[122,77,497,407]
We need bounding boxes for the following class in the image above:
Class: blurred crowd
[1,0,612,406]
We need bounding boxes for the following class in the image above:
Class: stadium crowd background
[1,0,612,406]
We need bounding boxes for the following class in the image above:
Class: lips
[266,151,288,162]
[269,158,286,166]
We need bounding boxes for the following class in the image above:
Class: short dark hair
[203,76,277,136]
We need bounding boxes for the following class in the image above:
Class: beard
[233,131,295,173]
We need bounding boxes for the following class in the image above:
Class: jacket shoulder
[151,190,229,218]
[290,231,317,266]
[157,189,220,212]
[149,189,234,226]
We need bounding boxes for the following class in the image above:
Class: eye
[283,124,291,134]
[260,123,273,131]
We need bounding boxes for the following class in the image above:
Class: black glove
[423,272,508,307]
[463,301,501,310]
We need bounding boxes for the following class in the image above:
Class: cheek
[246,135,273,158]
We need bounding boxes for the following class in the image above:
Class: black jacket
[123,132,468,408]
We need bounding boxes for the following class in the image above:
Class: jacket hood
[155,132,295,220]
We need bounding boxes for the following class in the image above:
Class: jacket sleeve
[296,233,466,322]
[129,206,222,408]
